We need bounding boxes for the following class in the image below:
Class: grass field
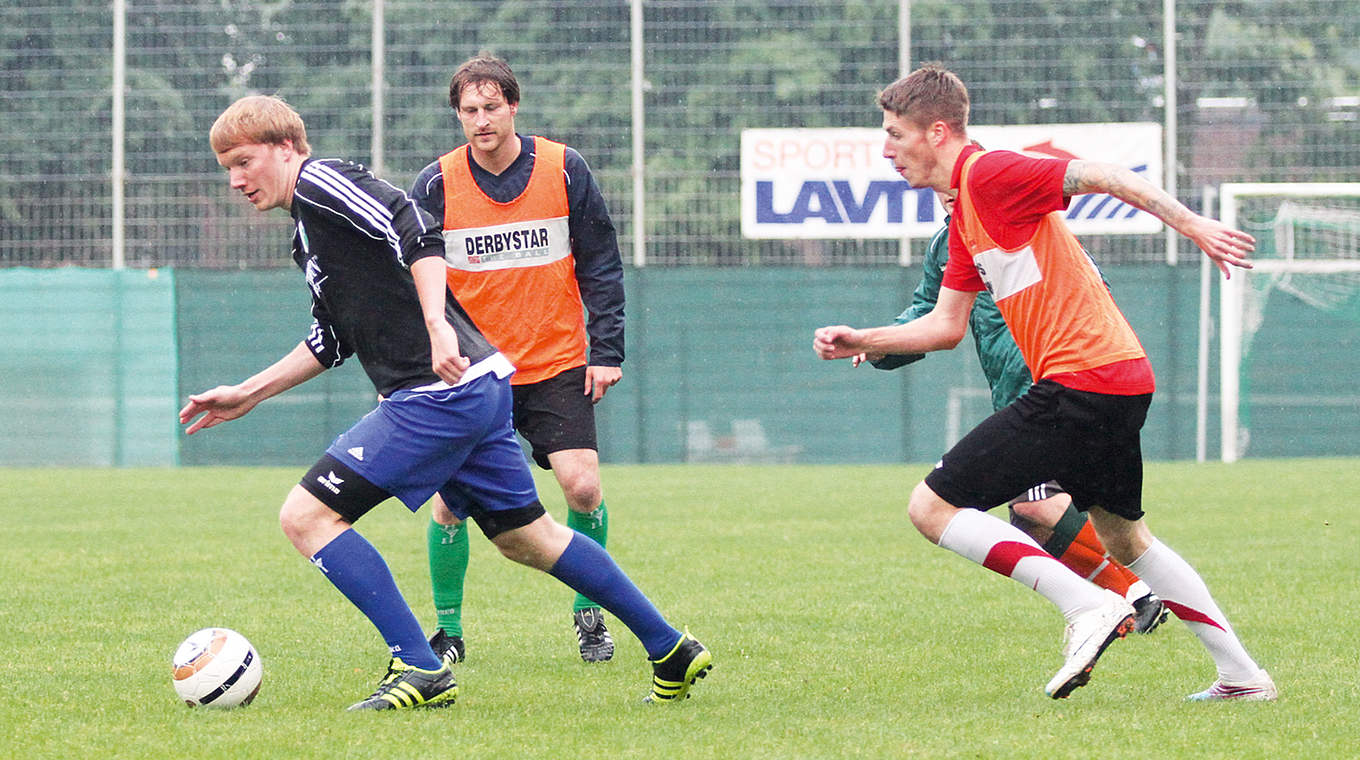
[3,460,1356,759]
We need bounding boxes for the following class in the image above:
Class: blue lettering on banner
[755,180,936,225]
[1065,164,1148,221]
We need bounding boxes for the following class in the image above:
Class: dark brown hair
[448,54,520,110]
[877,63,969,133]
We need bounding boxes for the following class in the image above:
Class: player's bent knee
[490,512,571,571]
[430,494,463,527]
[907,481,957,544]
[563,481,603,513]
[554,468,603,512]
[279,486,350,556]
[1009,494,1071,526]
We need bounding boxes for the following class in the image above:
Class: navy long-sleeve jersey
[291,157,496,397]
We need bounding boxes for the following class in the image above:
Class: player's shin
[1127,539,1262,681]
[312,528,443,670]
[939,508,1110,620]
[427,518,468,637]
[547,532,680,658]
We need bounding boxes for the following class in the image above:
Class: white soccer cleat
[1045,591,1136,699]
[1186,669,1278,702]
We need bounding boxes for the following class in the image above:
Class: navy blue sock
[310,529,442,670]
[548,532,681,658]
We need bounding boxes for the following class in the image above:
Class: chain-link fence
[3,0,1357,269]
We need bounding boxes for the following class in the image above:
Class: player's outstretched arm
[1063,160,1255,278]
[179,342,326,434]
[815,288,975,361]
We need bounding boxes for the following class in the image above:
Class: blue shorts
[303,372,540,528]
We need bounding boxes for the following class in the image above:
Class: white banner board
[740,123,1163,239]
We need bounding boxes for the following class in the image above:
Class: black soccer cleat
[645,630,712,703]
[1131,592,1169,635]
[429,627,466,666]
[346,658,458,711]
[573,608,615,663]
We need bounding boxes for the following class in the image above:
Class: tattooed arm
[1063,160,1255,277]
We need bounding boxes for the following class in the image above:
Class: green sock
[427,519,468,637]
[1039,503,1088,558]
[566,502,609,612]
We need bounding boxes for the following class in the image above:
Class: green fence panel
[174,270,376,466]
[0,267,177,466]
[1238,289,1360,457]
[602,267,982,465]
[6,264,1348,467]
[604,265,1204,465]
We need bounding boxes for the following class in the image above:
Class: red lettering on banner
[751,139,776,171]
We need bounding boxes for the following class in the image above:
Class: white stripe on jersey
[299,161,430,265]
[307,160,399,223]
[972,244,1042,301]
[294,180,389,244]
[302,162,396,237]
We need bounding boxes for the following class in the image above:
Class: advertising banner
[740,124,1163,239]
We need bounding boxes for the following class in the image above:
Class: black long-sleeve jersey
[410,136,625,367]
[290,157,496,397]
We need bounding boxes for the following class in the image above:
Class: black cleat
[429,628,466,665]
[1131,592,1169,634]
[346,658,458,711]
[573,608,615,663]
[645,630,712,703]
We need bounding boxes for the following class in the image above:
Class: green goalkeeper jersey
[869,218,1033,412]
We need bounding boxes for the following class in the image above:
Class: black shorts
[924,380,1151,521]
[512,365,598,470]
[1008,480,1067,508]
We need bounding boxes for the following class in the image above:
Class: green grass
[3,460,1356,759]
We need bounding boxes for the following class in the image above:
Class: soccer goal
[1215,183,1360,462]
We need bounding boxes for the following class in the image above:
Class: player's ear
[928,120,949,146]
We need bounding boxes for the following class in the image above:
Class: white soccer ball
[171,627,263,708]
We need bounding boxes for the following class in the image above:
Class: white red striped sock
[938,508,1107,621]
[1128,539,1261,682]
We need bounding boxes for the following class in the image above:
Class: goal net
[1218,183,1360,461]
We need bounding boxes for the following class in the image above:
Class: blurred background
[2,1,1357,466]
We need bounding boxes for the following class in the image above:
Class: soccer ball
[171,628,263,708]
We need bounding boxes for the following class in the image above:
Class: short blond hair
[209,95,311,155]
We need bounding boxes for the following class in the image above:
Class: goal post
[1215,182,1360,462]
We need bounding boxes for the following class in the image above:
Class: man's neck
[282,154,306,211]
[470,134,522,176]
[935,138,970,191]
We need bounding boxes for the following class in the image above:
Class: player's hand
[179,385,259,434]
[1186,215,1255,279]
[813,325,863,360]
[584,365,622,403]
[428,321,471,384]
